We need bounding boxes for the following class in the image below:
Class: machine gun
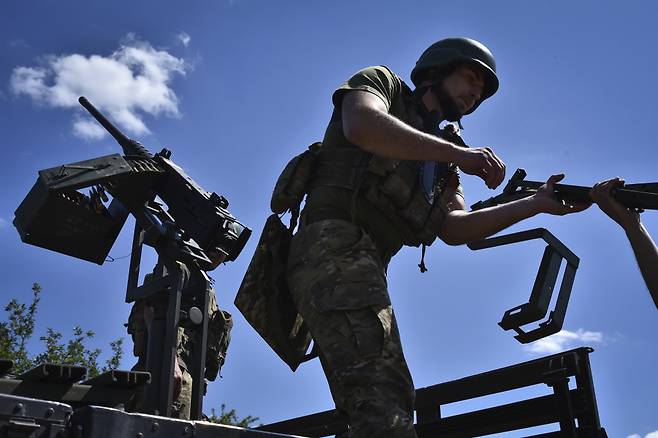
[471,168,658,212]
[13,97,251,419]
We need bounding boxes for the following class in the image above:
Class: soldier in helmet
[286,37,590,437]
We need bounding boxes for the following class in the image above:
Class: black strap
[418,244,428,273]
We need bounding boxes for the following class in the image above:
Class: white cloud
[8,38,30,49]
[10,35,187,140]
[523,329,604,355]
[72,115,106,140]
[627,432,658,438]
[0,218,8,228]
[177,32,191,47]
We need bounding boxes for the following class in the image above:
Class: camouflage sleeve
[332,65,401,111]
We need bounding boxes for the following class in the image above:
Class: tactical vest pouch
[399,189,430,230]
[234,214,314,371]
[379,161,417,208]
[416,200,447,245]
[205,309,232,381]
[270,142,321,214]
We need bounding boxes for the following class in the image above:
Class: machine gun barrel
[78,96,152,159]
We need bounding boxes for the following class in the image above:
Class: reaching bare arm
[341,90,506,189]
[591,178,658,309]
[439,174,591,245]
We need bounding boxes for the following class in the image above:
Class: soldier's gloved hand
[455,146,506,189]
[533,174,591,216]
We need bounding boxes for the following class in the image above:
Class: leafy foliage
[207,404,260,428]
[0,283,123,377]
[1,283,254,426]
[0,283,42,372]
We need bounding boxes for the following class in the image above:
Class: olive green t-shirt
[304,66,462,263]
[324,65,417,148]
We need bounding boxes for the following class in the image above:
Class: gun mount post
[123,201,213,419]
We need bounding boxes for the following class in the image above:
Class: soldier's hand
[456,146,506,189]
[534,174,591,216]
[590,177,640,230]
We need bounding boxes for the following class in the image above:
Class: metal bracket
[467,228,579,343]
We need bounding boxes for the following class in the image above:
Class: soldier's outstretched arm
[591,178,658,309]
[439,174,591,246]
[341,90,506,189]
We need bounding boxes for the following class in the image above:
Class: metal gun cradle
[468,228,579,343]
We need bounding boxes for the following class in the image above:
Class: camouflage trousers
[287,219,417,438]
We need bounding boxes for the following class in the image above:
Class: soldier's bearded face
[438,64,485,118]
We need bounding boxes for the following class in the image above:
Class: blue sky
[1,1,657,436]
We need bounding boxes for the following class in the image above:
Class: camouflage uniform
[287,219,416,438]
[127,263,232,419]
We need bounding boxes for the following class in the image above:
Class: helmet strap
[412,85,442,133]
[413,83,464,132]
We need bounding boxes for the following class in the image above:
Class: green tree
[0,282,122,377]
[0,283,42,372]
[1,283,255,426]
[207,404,260,428]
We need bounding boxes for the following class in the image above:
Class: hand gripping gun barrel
[13,97,251,419]
[468,169,657,344]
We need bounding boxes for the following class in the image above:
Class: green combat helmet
[411,37,499,114]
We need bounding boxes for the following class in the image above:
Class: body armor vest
[308,124,462,248]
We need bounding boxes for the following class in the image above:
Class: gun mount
[12,97,252,420]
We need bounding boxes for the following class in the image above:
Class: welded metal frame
[0,363,149,409]
[124,210,212,420]
[0,391,302,438]
[467,228,579,343]
[258,347,606,437]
